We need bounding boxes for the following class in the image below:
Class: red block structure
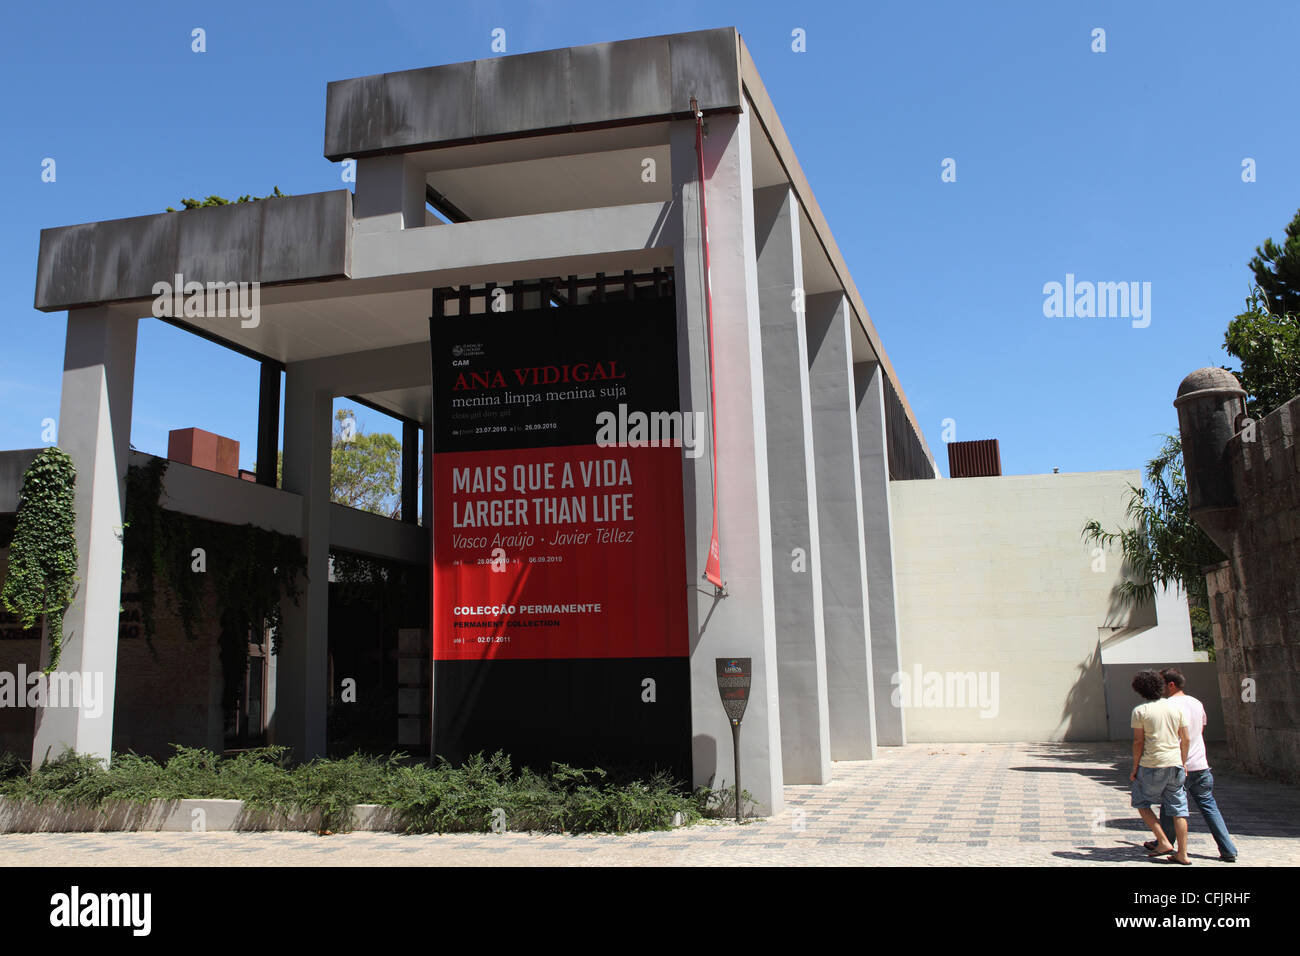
[167,427,240,477]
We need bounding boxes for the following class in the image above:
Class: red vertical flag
[694,100,723,588]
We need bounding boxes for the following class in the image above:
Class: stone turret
[1174,367,1300,782]
[1173,367,1247,553]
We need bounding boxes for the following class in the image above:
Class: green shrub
[0,747,722,834]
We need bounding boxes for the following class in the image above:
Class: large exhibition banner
[430,295,691,776]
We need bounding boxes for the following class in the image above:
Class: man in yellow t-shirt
[1129,669,1191,864]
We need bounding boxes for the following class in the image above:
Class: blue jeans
[1161,769,1238,858]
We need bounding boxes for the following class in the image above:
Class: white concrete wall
[1098,583,1195,664]
[890,470,1168,743]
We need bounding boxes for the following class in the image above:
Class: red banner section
[429,296,691,774]
[433,442,688,661]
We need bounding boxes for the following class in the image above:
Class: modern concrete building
[4,27,1200,813]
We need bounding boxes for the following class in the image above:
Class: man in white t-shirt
[1129,668,1191,863]
[1149,667,1239,862]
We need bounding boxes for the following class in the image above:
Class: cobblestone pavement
[2,743,1296,866]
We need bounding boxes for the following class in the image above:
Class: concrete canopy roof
[322,28,743,160]
[34,190,352,313]
[31,27,934,469]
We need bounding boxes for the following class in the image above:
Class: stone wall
[1203,395,1300,782]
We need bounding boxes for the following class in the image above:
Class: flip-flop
[1147,845,1175,857]
[1166,856,1192,865]
[1143,840,1157,851]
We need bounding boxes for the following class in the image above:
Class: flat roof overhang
[35,194,675,423]
[322,28,743,161]
[31,27,935,470]
[34,190,353,314]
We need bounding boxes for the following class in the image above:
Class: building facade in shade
[7,27,1198,813]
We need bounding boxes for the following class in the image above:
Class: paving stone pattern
[2,744,1296,866]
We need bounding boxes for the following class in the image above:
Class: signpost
[715,657,751,823]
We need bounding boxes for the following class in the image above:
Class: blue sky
[2,0,1296,476]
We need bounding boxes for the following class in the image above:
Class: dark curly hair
[1131,669,1164,701]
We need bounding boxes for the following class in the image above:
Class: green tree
[1081,435,1223,652]
[1248,206,1300,316]
[1225,208,1300,418]
[1224,287,1300,419]
[330,408,405,518]
[262,407,414,520]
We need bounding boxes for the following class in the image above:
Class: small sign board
[715,657,751,724]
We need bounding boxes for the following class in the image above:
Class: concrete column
[354,154,426,233]
[672,109,784,813]
[854,361,906,746]
[33,307,138,764]
[275,368,332,760]
[753,185,831,784]
[420,423,432,530]
[807,293,876,760]
[401,420,418,524]
[255,363,281,487]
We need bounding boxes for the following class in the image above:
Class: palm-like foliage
[1081,434,1224,609]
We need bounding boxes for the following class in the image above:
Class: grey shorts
[1131,765,1188,817]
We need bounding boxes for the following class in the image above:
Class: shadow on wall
[692,733,718,792]
[1101,549,1158,631]
[1054,644,1108,741]
[1100,662,1225,743]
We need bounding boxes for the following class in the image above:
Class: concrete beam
[324,29,741,161]
[854,361,906,746]
[33,308,138,764]
[673,110,784,813]
[807,293,876,760]
[288,342,431,396]
[35,191,353,313]
[355,155,427,234]
[140,451,302,537]
[349,201,675,288]
[753,185,830,784]
[329,503,428,565]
